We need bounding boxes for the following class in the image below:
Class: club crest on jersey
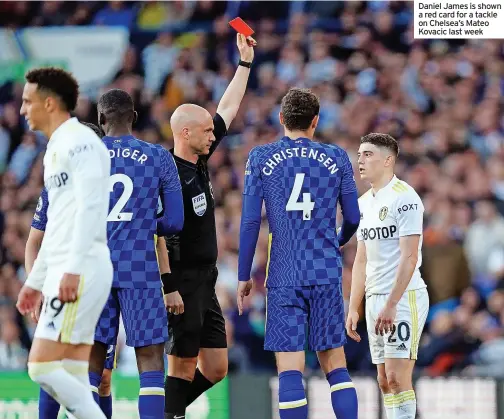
[192,192,207,216]
[379,206,388,221]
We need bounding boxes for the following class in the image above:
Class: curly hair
[280,88,320,131]
[97,89,135,127]
[25,67,79,112]
[360,133,399,157]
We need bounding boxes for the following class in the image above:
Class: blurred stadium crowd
[1,1,504,378]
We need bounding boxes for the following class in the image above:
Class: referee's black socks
[164,376,191,419]
[186,368,214,407]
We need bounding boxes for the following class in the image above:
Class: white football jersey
[26,118,111,293]
[357,175,426,296]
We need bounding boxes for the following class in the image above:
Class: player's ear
[279,112,285,126]
[311,115,319,130]
[99,113,106,128]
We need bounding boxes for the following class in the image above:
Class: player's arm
[215,34,255,130]
[26,187,49,274]
[156,236,170,274]
[376,192,424,335]
[337,152,360,246]
[157,149,184,236]
[237,149,263,314]
[65,138,110,277]
[347,240,367,342]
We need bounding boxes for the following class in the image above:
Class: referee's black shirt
[167,113,227,272]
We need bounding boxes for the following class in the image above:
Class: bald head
[171,104,211,137]
[171,103,216,157]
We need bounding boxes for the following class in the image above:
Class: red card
[229,17,255,37]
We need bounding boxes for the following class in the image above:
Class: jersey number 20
[286,173,314,221]
[107,174,133,222]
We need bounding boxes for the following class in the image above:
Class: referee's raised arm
[162,33,255,419]
[216,33,256,130]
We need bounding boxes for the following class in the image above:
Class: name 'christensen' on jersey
[357,176,426,295]
[244,137,357,288]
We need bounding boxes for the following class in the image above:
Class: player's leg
[99,366,113,419]
[311,284,357,419]
[118,288,167,419]
[90,289,120,412]
[376,364,393,419]
[29,271,111,419]
[165,279,207,419]
[38,387,61,419]
[366,294,392,418]
[187,282,228,407]
[266,287,309,419]
[383,289,429,419]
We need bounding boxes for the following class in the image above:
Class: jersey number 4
[286,173,315,221]
[107,174,133,222]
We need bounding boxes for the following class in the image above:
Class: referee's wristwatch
[239,60,252,68]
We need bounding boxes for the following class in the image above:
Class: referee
[162,33,255,419]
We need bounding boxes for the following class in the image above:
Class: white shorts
[366,288,429,365]
[35,256,113,345]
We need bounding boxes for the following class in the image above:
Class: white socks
[28,360,105,419]
[383,390,417,419]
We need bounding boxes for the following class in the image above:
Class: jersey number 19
[286,173,314,221]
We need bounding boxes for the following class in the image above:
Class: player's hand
[375,303,397,336]
[346,310,361,342]
[237,279,253,315]
[237,33,256,63]
[164,291,184,315]
[16,285,42,316]
[31,295,44,323]
[59,273,80,303]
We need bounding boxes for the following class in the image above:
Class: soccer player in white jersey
[346,133,429,419]
[16,67,112,419]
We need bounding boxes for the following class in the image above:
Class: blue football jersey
[32,187,49,231]
[104,135,181,288]
[243,136,357,288]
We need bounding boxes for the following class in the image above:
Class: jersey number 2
[286,173,315,221]
[107,174,133,222]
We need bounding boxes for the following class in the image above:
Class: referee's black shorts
[165,265,227,358]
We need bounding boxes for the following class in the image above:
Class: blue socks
[139,371,165,419]
[278,370,308,419]
[39,388,60,419]
[100,394,113,419]
[89,371,102,405]
[326,368,358,419]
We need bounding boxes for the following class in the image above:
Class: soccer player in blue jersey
[237,88,361,419]
[89,89,183,419]
[25,123,118,419]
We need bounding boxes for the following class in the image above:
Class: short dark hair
[280,88,320,131]
[25,67,79,112]
[97,89,134,126]
[360,133,399,157]
[81,122,104,138]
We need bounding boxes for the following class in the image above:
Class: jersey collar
[373,175,398,198]
[281,136,312,144]
[47,117,78,148]
[170,148,198,170]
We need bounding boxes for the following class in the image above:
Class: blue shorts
[104,345,117,370]
[265,283,346,352]
[95,287,168,348]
